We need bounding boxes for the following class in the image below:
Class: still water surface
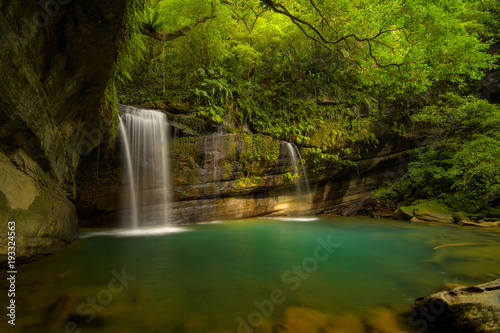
[4,217,500,332]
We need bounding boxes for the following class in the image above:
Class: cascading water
[119,108,171,228]
[200,127,225,221]
[118,121,139,228]
[209,126,224,198]
[284,142,311,203]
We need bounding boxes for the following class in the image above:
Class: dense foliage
[108,0,500,207]
[376,95,500,211]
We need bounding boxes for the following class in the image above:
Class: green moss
[394,206,414,220]
[413,200,454,215]
[166,113,209,136]
[283,171,299,183]
[452,211,470,222]
[237,133,280,177]
[171,132,282,188]
[234,176,265,188]
[170,137,203,184]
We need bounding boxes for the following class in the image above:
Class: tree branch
[309,0,339,39]
[262,0,414,72]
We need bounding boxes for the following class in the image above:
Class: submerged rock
[274,307,365,333]
[413,279,500,333]
[46,294,76,332]
[365,307,408,333]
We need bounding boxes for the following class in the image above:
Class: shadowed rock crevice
[0,0,129,267]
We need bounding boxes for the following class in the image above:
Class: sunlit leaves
[116,0,499,170]
[264,0,497,97]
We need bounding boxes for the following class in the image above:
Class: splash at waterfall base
[76,106,432,226]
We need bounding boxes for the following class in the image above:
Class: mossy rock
[393,206,414,220]
[165,112,211,136]
[452,211,470,223]
[396,201,456,223]
[413,201,455,223]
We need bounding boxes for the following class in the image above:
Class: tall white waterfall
[119,109,171,228]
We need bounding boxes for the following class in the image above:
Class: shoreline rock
[413,279,500,333]
[393,201,500,227]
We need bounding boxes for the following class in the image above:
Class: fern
[102,0,147,140]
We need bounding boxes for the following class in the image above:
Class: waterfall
[199,127,224,221]
[284,142,311,203]
[209,126,224,198]
[118,120,139,228]
[119,108,171,228]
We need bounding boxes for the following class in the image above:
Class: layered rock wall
[75,107,439,226]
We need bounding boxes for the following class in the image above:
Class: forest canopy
[107,0,499,209]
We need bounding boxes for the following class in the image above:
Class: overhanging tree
[112,0,499,169]
[258,0,497,94]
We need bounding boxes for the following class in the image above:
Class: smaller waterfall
[210,127,224,199]
[200,127,225,221]
[119,108,171,228]
[284,142,311,203]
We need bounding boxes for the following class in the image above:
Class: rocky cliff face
[75,106,439,226]
[0,0,128,266]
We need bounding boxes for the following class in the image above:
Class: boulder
[394,201,456,223]
[393,206,414,220]
[365,307,408,333]
[413,201,455,223]
[410,216,427,223]
[453,211,471,224]
[413,279,500,333]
